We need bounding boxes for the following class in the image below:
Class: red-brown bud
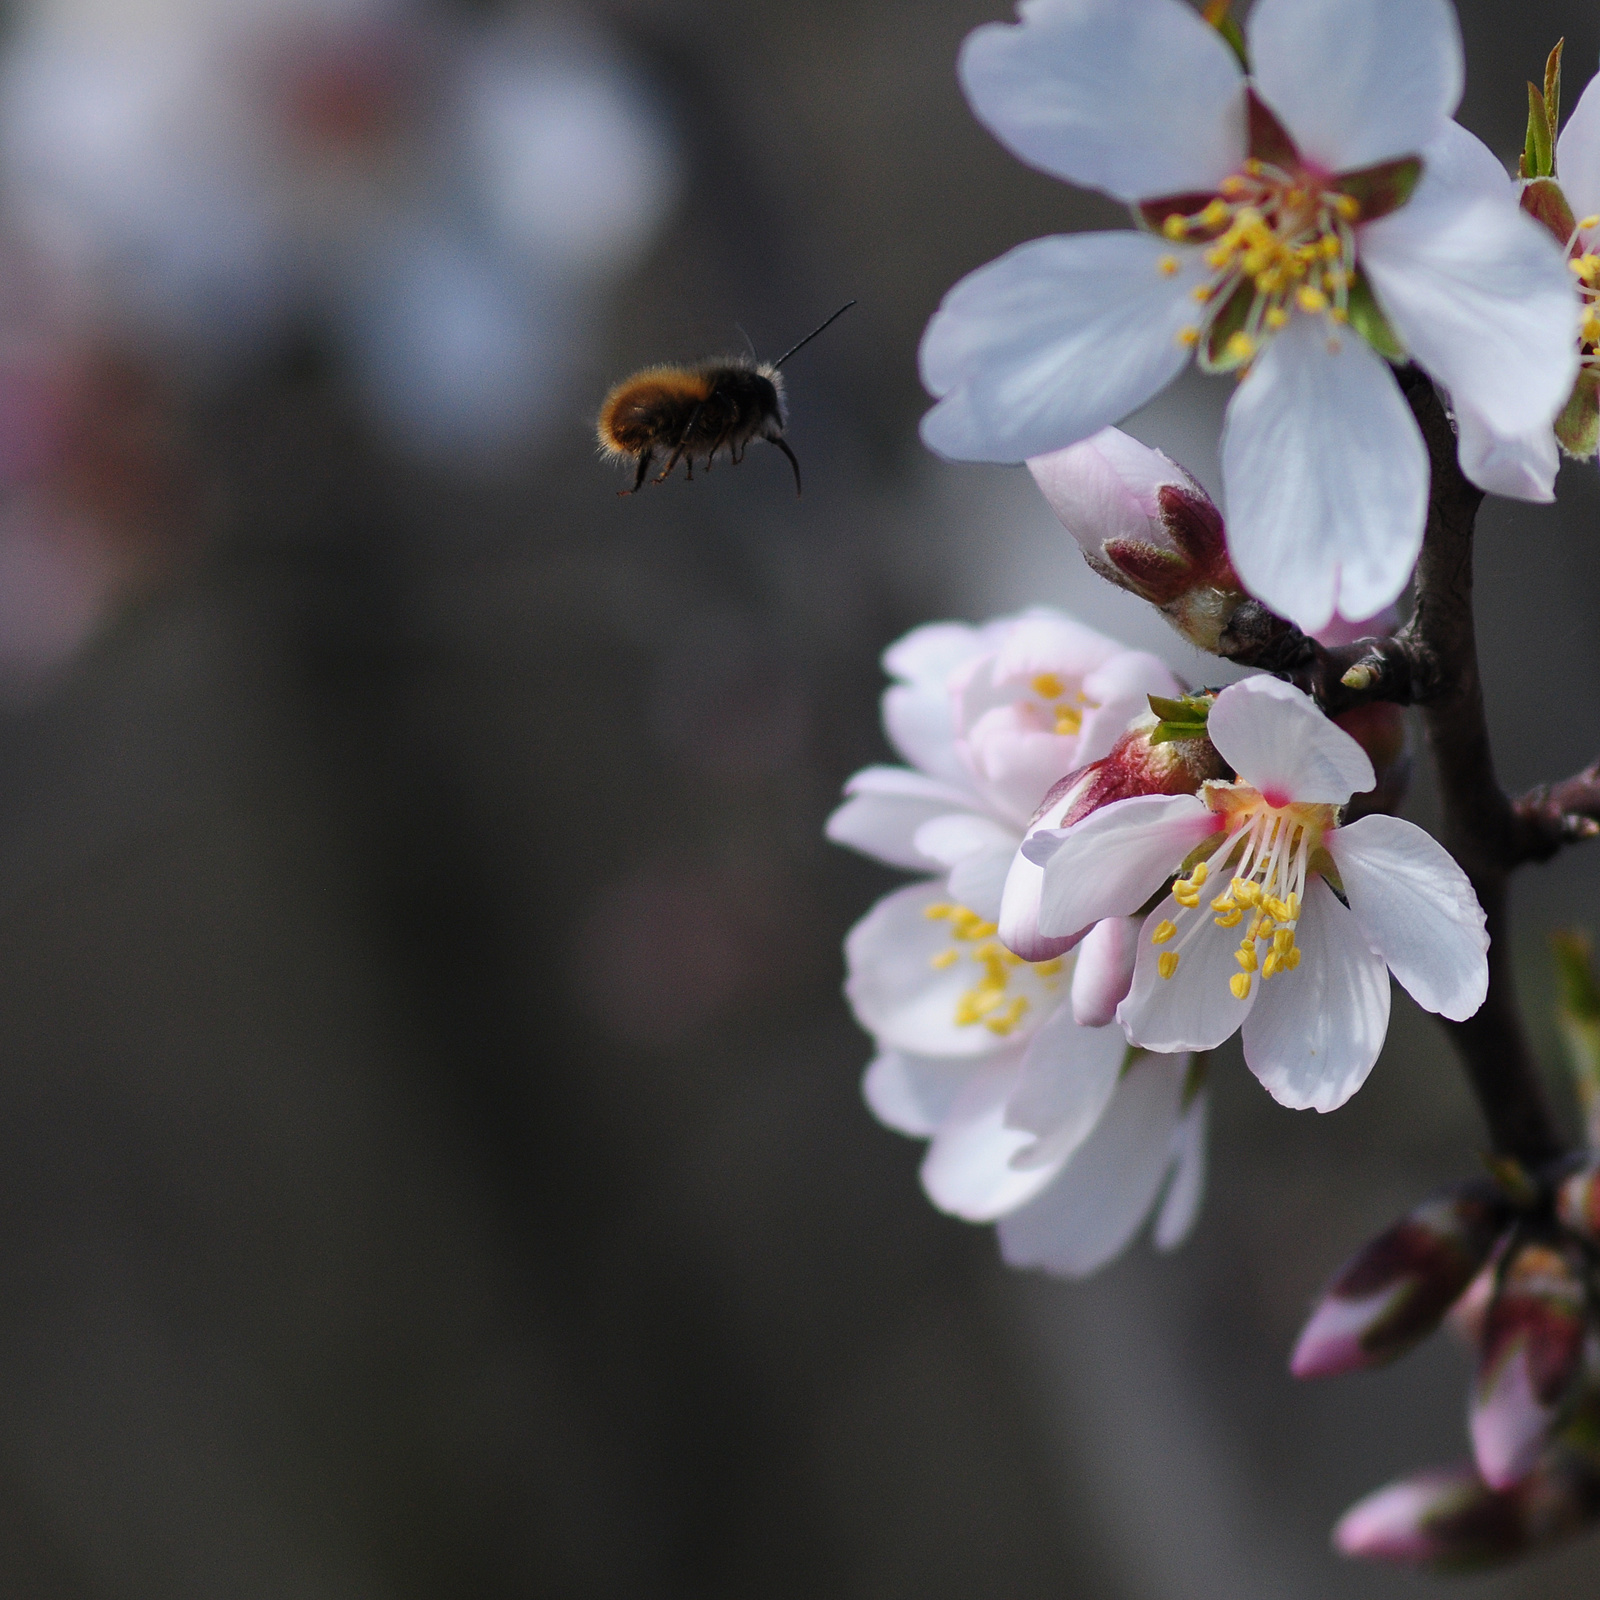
[1290,1182,1508,1379]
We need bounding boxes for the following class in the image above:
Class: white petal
[1153,1082,1207,1250]
[1206,675,1374,803]
[1248,0,1461,173]
[996,1053,1184,1277]
[1002,1002,1129,1170]
[958,0,1245,203]
[1558,73,1600,226]
[1452,399,1559,503]
[1070,915,1139,1026]
[1325,814,1488,1020]
[1117,895,1256,1052]
[845,880,1064,1057]
[919,233,1206,463]
[883,620,987,692]
[1361,164,1578,441]
[826,767,983,871]
[1242,876,1391,1111]
[948,843,1019,924]
[921,1059,1063,1220]
[862,1050,980,1138]
[1035,793,1217,938]
[913,812,1020,871]
[1221,313,1428,633]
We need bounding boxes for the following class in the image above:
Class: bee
[597,301,855,497]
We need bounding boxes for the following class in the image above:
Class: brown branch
[1393,365,1563,1166]
[1511,763,1600,863]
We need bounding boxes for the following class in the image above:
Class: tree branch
[1393,365,1564,1167]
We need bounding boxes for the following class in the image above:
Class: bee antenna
[734,322,757,361]
[770,300,857,370]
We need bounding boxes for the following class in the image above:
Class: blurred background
[0,0,1597,1593]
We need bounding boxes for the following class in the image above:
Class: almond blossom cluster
[830,0,1600,1573]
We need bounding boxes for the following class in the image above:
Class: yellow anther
[1235,943,1257,973]
[1285,892,1300,920]
[1205,244,1234,270]
[1151,920,1177,945]
[1189,862,1209,887]
[1219,175,1248,197]
[1191,284,1214,304]
[1329,307,1349,323]
[1262,951,1281,979]
[1054,707,1083,736]
[1199,199,1230,228]
[1178,326,1201,348]
[1162,215,1189,240]
[1332,194,1360,220]
[1272,928,1296,955]
[985,997,1029,1036]
[1265,307,1290,329]
[1210,893,1236,912]
[1244,158,1264,176]
[1296,286,1328,314]
[1320,235,1344,260]
[1581,215,1600,231]
[1158,951,1180,980]
[1284,947,1301,970]
[1213,908,1242,929]
[1033,958,1063,978]
[1032,672,1065,699]
[1173,889,1201,910]
[929,948,958,970]
[1158,254,1181,277]
[1265,896,1291,922]
[924,903,955,920]
[1225,332,1256,362]
[1230,971,1251,999]
[1232,879,1262,908]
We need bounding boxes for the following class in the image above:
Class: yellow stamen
[1158,951,1180,980]
[1151,920,1177,945]
[1295,286,1328,314]
[1031,673,1065,699]
[930,948,958,970]
[1265,307,1290,329]
[1034,958,1063,978]
[1225,332,1256,362]
[1230,972,1251,999]
[1158,254,1181,277]
[1178,326,1201,347]
[1213,908,1242,928]
[1235,943,1257,973]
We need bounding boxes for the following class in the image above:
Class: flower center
[925,900,1064,1036]
[1147,786,1337,999]
[1159,160,1360,362]
[1028,672,1097,737]
[1566,217,1600,365]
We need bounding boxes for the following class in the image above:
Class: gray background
[1,0,1598,1593]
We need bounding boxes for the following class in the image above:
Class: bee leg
[765,433,802,497]
[619,449,654,496]
[654,403,704,485]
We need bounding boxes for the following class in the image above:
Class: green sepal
[1196,278,1255,374]
[1331,156,1423,224]
[1555,370,1600,459]
[1147,692,1213,745]
[1525,84,1555,180]
[1546,39,1566,156]
[1202,0,1249,70]
[1345,271,1407,363]
[1521,175,1577,247]
[1553,930,1600,1147]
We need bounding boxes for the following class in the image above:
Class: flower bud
[999,710,1227,962]
[1290,1182,1507,1379]
[1556,1156,1600,1244]
[1028,428,1246,653]
[1333,1458,1600,1570]
[1471,1241,1588,1491]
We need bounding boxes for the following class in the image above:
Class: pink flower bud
[1333,1462,1554,1569]
[998,712,1227,963]
[1028,428,1243,652]
[1471,1242,1588,1490]
[1290,1183,1507,1379]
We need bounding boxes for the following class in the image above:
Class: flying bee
[597,301,855,497]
